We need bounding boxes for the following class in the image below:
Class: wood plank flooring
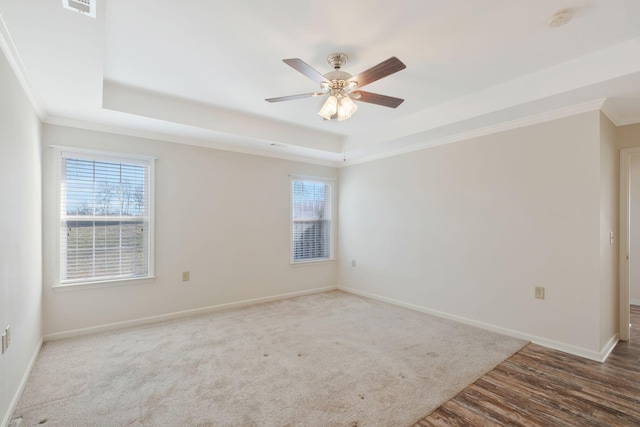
[414,305,640,426]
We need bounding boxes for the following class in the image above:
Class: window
[291,176,333,263]
[57,150,154,286]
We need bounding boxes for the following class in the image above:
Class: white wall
[339,111,607,357]
[630,155,640,303]
[599,112,619,348]
[41,124,338,336]
[0,47,42,424]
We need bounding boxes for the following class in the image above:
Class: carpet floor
[12,291,526,426]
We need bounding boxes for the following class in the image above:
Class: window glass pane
[60,154,151,283]
[292,179,331,262]
[63,159,147,217]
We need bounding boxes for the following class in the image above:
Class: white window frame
[51,146,156,290]
[290,175,336,265]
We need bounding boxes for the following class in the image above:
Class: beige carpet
[12,291,526,426]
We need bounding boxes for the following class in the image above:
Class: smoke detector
[548,8,573,28]
[62,0,96,18]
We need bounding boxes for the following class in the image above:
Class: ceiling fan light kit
[318,95,338,119]
[337,95,357,121]
[318,93,358,121]
[266,52,406,122]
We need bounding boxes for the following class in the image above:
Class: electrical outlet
[182,271,190,282]
[535,286,545,300]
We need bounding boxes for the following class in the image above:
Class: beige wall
[41,124,338,336]
[339,111,610,358]
[0,48,42,424]
[599,113,619,349]
[617,123,640,149]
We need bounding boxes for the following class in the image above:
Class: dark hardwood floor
[414,305,640,426]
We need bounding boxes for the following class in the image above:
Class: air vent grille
[62,0,96,18]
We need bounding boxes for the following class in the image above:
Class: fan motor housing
[325,53,352,89]
[324,70,352,86]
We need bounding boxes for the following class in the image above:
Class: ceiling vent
[62,0,96,18]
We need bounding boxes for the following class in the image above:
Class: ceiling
[1,0,640,165]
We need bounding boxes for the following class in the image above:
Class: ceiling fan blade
[283,58,330,85]
[349,57,406,88]
[265,93,319,103]
[355,91,404,108]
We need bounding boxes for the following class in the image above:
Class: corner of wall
[599,112,620,349]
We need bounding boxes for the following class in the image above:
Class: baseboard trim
[630,298,640,306]
[339,286,612,362]
[599,333,620,362]
[44,286,338,341]
[2,338,43,427]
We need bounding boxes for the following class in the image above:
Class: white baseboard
[339,286,616,362]
[44,286,338,341]
[2,338,43,427]
[599,333,620,362]
[630,298,640,306]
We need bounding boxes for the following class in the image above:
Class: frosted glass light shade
[318,96,338,120]
[337,95,357,121]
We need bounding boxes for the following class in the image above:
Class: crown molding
[0,10,47,120]
[44,116,342,168]
[341,98,607,167]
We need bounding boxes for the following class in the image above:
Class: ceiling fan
[266,53,406,121]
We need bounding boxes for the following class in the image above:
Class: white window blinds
[291,177,332,262]
[60,152,152,283]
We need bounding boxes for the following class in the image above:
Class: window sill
[290,259,334,267]
[52,276,156,292]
